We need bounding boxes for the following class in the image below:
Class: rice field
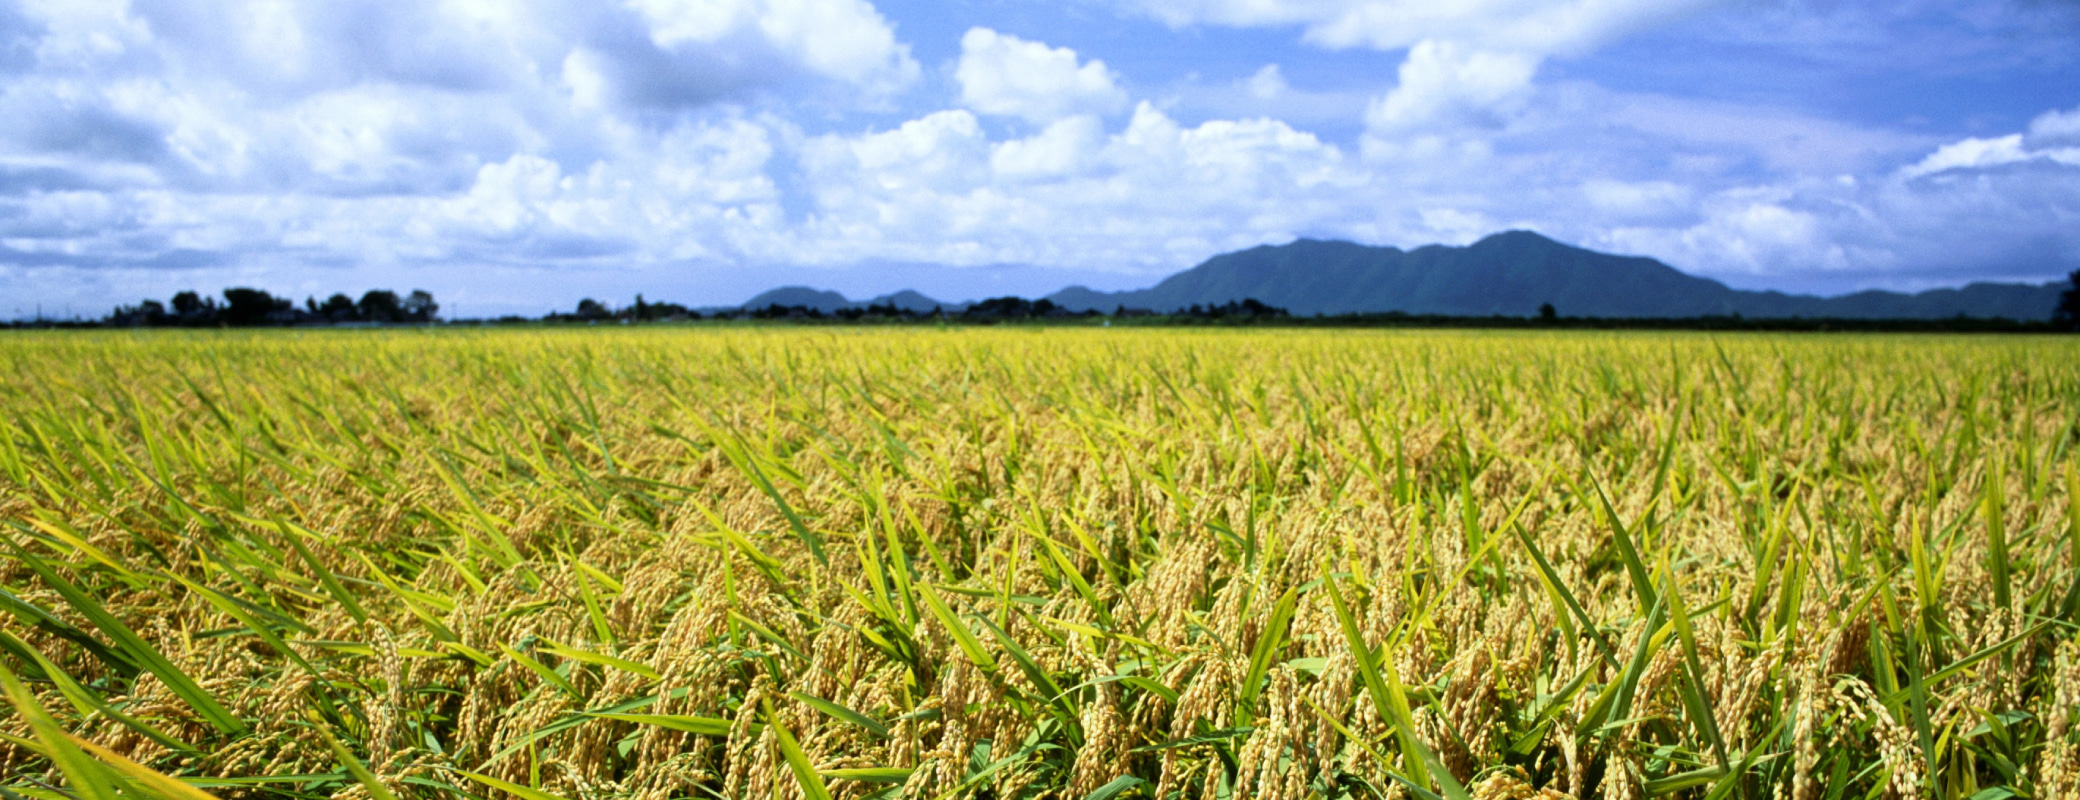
[2,327,2078,800]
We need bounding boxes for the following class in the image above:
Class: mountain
[1043,231,2065,320]
[868,290,959,313]
[741,286,854,312]
[738,286,963,313]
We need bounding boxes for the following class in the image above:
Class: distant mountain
[740,286,854,312]
[870,290,958,313]
[738,286,964,313]
[1043,231,2065,320]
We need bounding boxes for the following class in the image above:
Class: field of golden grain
[2,327,2078,800]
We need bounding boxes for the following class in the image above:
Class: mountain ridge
[736,231,2065,320]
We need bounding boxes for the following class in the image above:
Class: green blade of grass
[727,611,810,662]
[313,713,400,800]
[0,661,124,800]
[820,768,911,784]
[583,713,733,736]
[1644,765,1727,795]
[706,424,826,565]
[1589,474,1660,610]
[0,632,194,755]
[918,581,997,673]
[1658,558,1731,773]
[452,770,575,800]
[1323,570,1469,800]
[1605,596,1668,734]
[484,689,689,765]
[540,640,660,681]
[353,553,459,642]
[1511,522,1620,670]
[1036,533,1115,628]
[569,564,616,646]
[4,539,244,735]
[273,519,368,623]
[0,586,139,677]
[1985,458,2012,611]
[1238,585,1297,719]
[67,735,222,800]
[167,576,326,680]
[971,613,1077,734]
[1082,775,1146,800]
[498,643,581,700]
[788,692,891,738]
[763,697,835,800]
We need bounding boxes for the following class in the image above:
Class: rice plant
[1,327,2077,799]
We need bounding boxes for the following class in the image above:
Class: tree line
[104,288,438,327]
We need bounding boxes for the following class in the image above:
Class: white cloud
[788,102,1366,271]
[1599,129,2080,290]
[1123,0,1723,57]
[1581,179,1695,225]
[2029,104,2080,146]
[1130,2,1726,184]
[1899,133,2080,179]
[991,115,1105,180]
[956,28,1128,124]
[1900,135,2031,178]
[1363,40,1536,134]
[625,0,917,96]
[1244,64,1287,100]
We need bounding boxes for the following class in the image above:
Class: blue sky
[1,0,2076,318]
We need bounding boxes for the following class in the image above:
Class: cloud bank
[0,0,2074,316]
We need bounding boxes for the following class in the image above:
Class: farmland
[2,327,2078,799]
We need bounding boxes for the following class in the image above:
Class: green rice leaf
[4,539,244,735]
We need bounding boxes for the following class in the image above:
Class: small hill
[741,286,855,313]
[865,290,958,312]
[738,287,962,313]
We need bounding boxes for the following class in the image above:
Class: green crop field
[3,328,2079,800]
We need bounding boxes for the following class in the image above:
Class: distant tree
[171,290,216,325]
[965,297,1040,319]
[359,290,403,323]
[172,291,205,315]
[319,293,358,321]
[1238,298,1287,317]
[109,299,168,326]
[576,298,611,320]
[2057,270,2080,330]
[1539,302,1557,323]
[402,290,438,322]
[223,287,289,326]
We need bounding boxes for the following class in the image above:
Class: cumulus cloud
[623,0,918,98]
[2029,104,2080,146]
[1127,2,1727,172]
[0,0,918,189]
[791,102,1365,269]
[1363,40,1536,134]
[1594,121,2080,291]
[1124,0,1723,56]
[955,28,1128,124]
[0,0,2075,316]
